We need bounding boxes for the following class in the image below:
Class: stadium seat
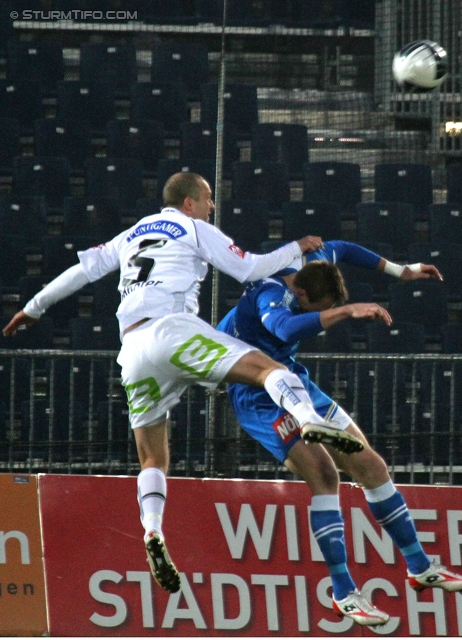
[0,117,19,171]
[374,163,433,217]
[156,159,216,199]
[62,197,122,243]
[56,81,116,131]
[130,82,189,137]
[388,280,448,336]
[281,201,342,241]
[366,322,426,353]
[200,83,259,137]
[92,276,121,318]
[45,357,109,412]
[41,235,94,277]
[136,198,163,219]
[137,0,184,23]
[0,233,29,285]
[407,243,462,299]
[151,43,209,100]
[6,41,64,91]
[0,314,54,349]
[303,162,362,218]
[446,164,462,204]
[20,399,86,460]
[84,158,144,211]
[251,123,309,178]
[0,80,42,128]
[12,156,71,209]
[298,322,352,353]
[180,122,238,175]
[428,203,462,244]
[440,324,462,353]
[231,161,290,212]
[355,202,415,259]
[96,400,131,462]
[34,118,92,170]
[79,43,137,92]
[0,357,30,405]
[417,360,462,409]
[106,120,165,171]
[219,200,270,252]
[69,316,120,351]
[0,195,48,240]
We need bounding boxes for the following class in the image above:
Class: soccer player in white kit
[3,172,363,593]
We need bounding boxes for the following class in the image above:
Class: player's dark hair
[163,172,205,207]
[293,260,348,304]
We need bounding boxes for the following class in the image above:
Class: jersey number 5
[122,239,166,287]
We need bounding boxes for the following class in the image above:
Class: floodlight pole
[205,0,228,477]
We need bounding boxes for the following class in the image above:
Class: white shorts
[117,312,255,428]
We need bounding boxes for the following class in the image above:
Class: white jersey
[77,207,302,336]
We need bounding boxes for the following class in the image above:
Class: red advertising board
[39,475,462,637]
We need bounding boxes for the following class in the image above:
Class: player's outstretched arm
[379,257,443,281]
[400,263,443,281]
[320,302,392,330]
[3,310,37,337]
[2,264,92,339]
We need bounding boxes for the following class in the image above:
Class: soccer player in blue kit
[217,239,462,627]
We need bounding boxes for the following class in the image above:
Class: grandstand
[0,0,461,484]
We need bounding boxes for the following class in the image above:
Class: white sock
[137,467,166,541]
[263,369,325,426]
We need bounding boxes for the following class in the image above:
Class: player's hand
[401,263,443,281]
[348,303,392,326]
[297,235,324,253]
[2,310,37,337]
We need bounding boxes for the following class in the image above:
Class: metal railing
[0,349,461,485]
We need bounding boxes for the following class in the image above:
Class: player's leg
[286,442,389,625]
[118,320,186,594]
[225,350,363,454]
[328,421,462,592]
[133,418,181,593]
[287,387,390,625]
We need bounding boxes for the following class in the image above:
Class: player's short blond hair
[163,172,206,207]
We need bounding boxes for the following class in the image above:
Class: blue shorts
[227,368,346,463]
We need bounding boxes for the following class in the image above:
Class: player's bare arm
[297,235,324,253]
[2,310,37,336]
[320,302,392,330]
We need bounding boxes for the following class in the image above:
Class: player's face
[189,180,215,222]
[297,292,336,313]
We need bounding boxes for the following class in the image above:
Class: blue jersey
[216,240,381,463]
[217,240,381,366]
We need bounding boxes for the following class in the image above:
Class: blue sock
[310,495,356,601]
[364,481,430,575]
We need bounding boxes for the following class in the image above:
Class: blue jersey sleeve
[255,281,323,342]
[262,308,323,342]
[306,240,381,270]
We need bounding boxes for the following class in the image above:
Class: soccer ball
[392,40,448,91]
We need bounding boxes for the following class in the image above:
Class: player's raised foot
[301,421,364,454]
[145,532,181,593]
[408,559,462,592]
[333,589,390,627]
